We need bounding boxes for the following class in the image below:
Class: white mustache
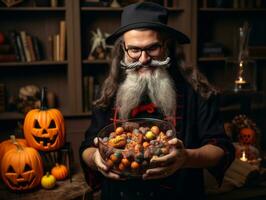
[120,57,171,70]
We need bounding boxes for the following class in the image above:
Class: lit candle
[235,77,247,84]
[240,151,248,162]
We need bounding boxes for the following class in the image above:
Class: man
[80,2,235,200]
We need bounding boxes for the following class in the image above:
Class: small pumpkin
[0,135,28,165]
[41,172,56,189]
[51,163,68,180]
[23,87,65,151]
[239,128,256,145]
[1,139,43,191]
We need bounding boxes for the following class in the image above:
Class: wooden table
[0,172,92,200]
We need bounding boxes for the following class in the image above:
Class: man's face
[123,30,165,74]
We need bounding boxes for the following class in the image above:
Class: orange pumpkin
[0,135,28,165]
[239,128,256,145]
[51,163,68,180]
[23,88,65,151]
[1,142,43,191]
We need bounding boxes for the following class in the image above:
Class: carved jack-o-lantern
[1,141,43,191]
[23,88,65,151]
[239,128,256,145]
[0,135,28,165]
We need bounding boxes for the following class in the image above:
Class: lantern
[23,87,65,151]
[239,128,256,146]
[1,141,43,191]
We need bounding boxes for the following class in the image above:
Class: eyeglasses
[123,42,162,60]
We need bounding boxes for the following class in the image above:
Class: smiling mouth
[7,176,35,189]
[33,134,58,146]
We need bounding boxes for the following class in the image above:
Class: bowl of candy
[97,118,178,178]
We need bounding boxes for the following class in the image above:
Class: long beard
[115,67,177,119]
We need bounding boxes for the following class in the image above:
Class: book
[32,36,42,61]
[20,31,31,62]
[59,20,66,61]
[0,54,17,62]
[0,44,12,54]
[8,31,20,61]
[53,34,60,61]
[0,84,5,112]
[15,32,26,62]
[26,35,36,62]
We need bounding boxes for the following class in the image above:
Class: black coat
[79,81,235,200]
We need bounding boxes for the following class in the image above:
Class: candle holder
[224,59,257,92]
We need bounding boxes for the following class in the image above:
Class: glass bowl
[97,118,177,178]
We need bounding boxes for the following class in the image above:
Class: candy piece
[115,127,124,135]
[135,152,144,162]
[110,154,119,162]
[121,158,130,167]
[108,135,127,148]
[118,163,126,171]
[143,141,150,148]
[144,149,152,159]
[151,126,160,135]
[131,161,140,169]
[109,132,116,138]
[133,128,140,134]
[166,130,174,138]
[114,151,122,159]
[145,131,155,140]
[106,159,114,168]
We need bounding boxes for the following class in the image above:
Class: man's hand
[92,137,125,180]
[142,138,187,180]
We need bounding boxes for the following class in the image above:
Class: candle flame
[240,151,248,162]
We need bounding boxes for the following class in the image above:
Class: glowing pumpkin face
[1,145,43,191]
[239,128,256,145]
[23,109,65,151]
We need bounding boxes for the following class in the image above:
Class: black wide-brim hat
[106,2,190,45]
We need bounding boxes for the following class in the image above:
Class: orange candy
[106,159,114,168]
[121,158,130,167]
[151,126,160,135]
[143,141,150,148]
[115,127,124,135]
[110,154,119,162]
[118,163,126,171]
[131,161,140,169]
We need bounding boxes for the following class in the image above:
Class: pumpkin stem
[10,135,16,143]
[46,172,50,177]
[41,87,48,110]
[10,135,23,151]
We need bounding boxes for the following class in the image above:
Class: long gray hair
[94,34,218,108]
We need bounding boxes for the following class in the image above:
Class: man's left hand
[142,138,188,180]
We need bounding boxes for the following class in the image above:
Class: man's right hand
[82,138,125,180]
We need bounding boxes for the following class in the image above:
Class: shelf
[0,111,92,121]
[82,60,109,64]
[0,112,24,120]
[199,8,266,12]
[81,6,184,12]
[198,57,266,62]
[198,57,226,62]
[0,7,66,11]
[0,61,68,67]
